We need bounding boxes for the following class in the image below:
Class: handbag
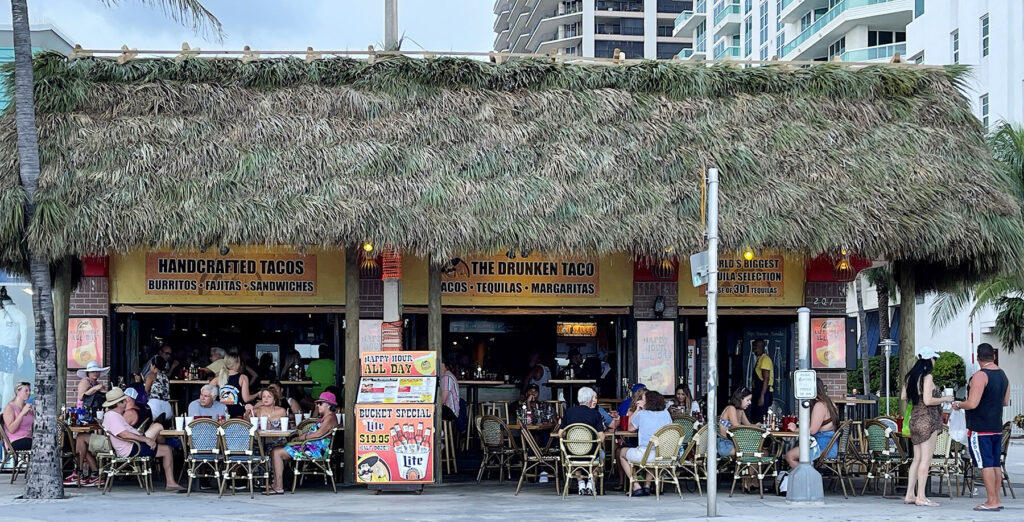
[901,402,912,437]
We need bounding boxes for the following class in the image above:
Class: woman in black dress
[900,348,954,507]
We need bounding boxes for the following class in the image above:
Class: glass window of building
[759,1,768,43]
[980,14,989,57]
[950,30,959,64]
[980,93,989,128]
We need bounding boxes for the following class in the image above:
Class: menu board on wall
[637,321,675,395]
[360,351,437,377]
[359,320,383,352]
[441,254,599,298]
[811,318,847,369]
[144,252,317,296]
[355,404,435,484]
[357,377,437,404]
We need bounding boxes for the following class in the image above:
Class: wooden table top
[508,423,558,431]
[546,379,597,385]
[834,398,877,405]
[770,431,799,438]
[69,425,102,433]
[459,380,506,386]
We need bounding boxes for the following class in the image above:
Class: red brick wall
[818,370,848,398]
[66,276,111,407]
[359,279,383,318]
[633,281,678,320]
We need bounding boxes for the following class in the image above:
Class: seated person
[3,382,34,452]
[517,384,543,422]
[122,387,153,430]
[785,378,838,468]
[268,380,304,414]
[101,388,182,491]
[669,384,700,420]
[246,387,288,427]
[718,387,756,458]
[188,384,229,418]
[558,386,613,496]
[618,390,671,496]
[268,392,339,494]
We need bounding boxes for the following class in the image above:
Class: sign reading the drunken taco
[355,404,435,484]
[700,255,785,298]
[144,252,317,296]
[360,351,437,377]
[441,254,599,297]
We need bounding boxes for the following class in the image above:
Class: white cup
[280,417,289,431]
[295,413,303,425]
[335,413,342,424]
[259,416,268,431]
[303,413,311,420]
[944,388,954,397]
[249,416,258,427]
[96,410,105,421]
[185,416,194,426]
[175,417,185,431]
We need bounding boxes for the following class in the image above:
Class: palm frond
[993,296,1024,353]
[931,284,975,329]
[103,0,223,41]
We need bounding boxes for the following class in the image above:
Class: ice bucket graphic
[395,446,429,480]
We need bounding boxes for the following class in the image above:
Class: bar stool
[441,419,459,475]
[481,401,512,424]
[541,400,565,419]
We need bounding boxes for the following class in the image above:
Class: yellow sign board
[110,247,345,305]
[679,251,806,307]
[403,253,633,307]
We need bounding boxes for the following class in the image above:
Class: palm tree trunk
[10,0,64,499]
[877,276,890,342]
[898,264,916,411]
[855,276,870,394]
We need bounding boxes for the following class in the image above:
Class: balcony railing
[840,42,906,61]
[695,32,707,51]
[681,48,695,58]
[596,24,644,35]
[713,2,741,26]
[714,45,741,59]
[781,0,900,57]
[596,1,643,11]
[675,0,707,26]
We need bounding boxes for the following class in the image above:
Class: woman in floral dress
[267,391,338,494]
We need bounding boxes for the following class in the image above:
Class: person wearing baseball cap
[101,387,183,491]
[268,390,339,494]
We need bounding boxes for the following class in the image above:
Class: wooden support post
[428,255,443,483]
[343,246,360,484]
[897,263,916,410]
[53,258,72,406]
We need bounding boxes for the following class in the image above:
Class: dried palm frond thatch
[0,52,1020,290]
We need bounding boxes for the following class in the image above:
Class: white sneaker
[538,472,549,484]
[585,479,594,495]
[578,480,586,495]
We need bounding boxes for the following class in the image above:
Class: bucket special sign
[441,254,599,298]
[355,404,435,484]
[144,252,317,296]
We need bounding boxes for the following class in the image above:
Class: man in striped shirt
[441,360,460,421]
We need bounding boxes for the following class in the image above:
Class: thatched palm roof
[1,52,1021,288]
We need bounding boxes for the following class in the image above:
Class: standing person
[2,381,33,451]
[901,347,954,507]
[305,343,336,400]
[440,360,460,421]
[144,356,173,425]
[212,353,254,418]
[202,347,227,380]
[748,339,772,424]
[76,361,109,414]
[523,353,552,401]
[953,343,1010,512]
[140,344,177,382]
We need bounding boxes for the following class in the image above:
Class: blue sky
[2,0,495,53]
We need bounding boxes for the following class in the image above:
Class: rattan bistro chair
[0,416,30,483]
[628,424,686,499]
[559,423,604,499]
[289,425,340,493]
[861,419,908,497]
[1000,422,1016,499]
[727,426,777,498]
[679,424,708,496]
[57,420,77,478]
[673,416,696,450]
[184,418,222,495]
[476,415,518,483]
[100,429,154,494]
[814,420,854,498]
[219,419,267,498]
[516,427,560,495]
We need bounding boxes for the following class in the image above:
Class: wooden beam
[343,246,360,484]
[428,256,443,483]
[402,305,630,315]
[898,263,916,409]
[53,257,72,406]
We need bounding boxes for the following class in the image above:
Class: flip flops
[973,505,1004,511]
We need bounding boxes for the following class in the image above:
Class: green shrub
[932,352,967,390]
[877,397,901,416]
[847,355,900,395]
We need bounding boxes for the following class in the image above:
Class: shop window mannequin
[0,287,30,407]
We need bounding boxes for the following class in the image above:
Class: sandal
[903,498,916,505]
[263,488,285,496]
[973,505,1003,511]
[915,499,940,507]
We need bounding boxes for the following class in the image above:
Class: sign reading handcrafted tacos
[355,404,434,484]
[144,252,317,296]
[360,351,437,377]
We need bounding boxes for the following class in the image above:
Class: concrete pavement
[1,442,1022,521]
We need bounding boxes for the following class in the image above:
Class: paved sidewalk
[1,442,1021,521]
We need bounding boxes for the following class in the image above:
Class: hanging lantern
[359,249,380,278]
[652,259,677,280]
[833,250,855,282]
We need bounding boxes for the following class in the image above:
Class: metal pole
[705,167,719,517]
[881,339,894,415]
[384,0,399,51]
[797,308,811,464]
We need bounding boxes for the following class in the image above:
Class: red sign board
[355,404,434,484]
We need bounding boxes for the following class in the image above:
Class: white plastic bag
[949,408,968,445]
